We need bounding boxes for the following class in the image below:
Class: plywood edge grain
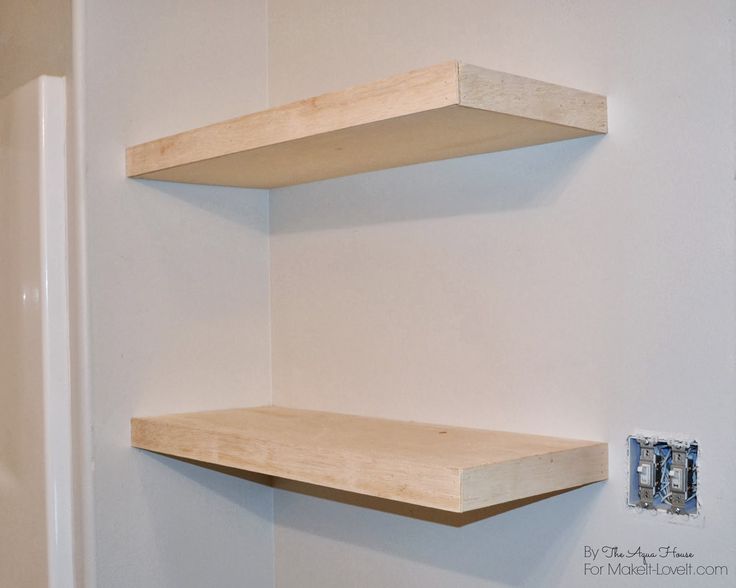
[461,441,608,511]
[126,60,460,178]
[458,62,608,134]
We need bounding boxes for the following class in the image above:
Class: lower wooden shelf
[131,406,607,513]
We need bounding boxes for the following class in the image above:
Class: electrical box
[628,435,698,516]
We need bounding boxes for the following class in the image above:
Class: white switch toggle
[670,467,684,491]
[638,463,652,486]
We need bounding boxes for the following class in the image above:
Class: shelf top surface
[134,405,601,469]
[135,406,598,469]
[126,60,607,188]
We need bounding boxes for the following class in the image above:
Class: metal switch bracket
[668,440,693,514]
[637,437,658,508]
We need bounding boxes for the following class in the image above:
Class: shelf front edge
[126,60,461,179]
[461,442,608,511]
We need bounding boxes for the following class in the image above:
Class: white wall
[269,1,736,587]
[80,1,273,586]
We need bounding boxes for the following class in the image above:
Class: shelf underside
[127,61,607,188]
[131,406,608,513]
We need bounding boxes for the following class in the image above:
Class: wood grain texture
[131,406,608,512]
[126,61,607,188]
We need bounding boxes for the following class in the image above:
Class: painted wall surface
[81,1,274,586]
[269,2,736,587]
[0,0,71,98]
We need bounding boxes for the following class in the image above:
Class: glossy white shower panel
[0,77,73,587]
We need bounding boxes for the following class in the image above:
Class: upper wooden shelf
[131,405,607,513]
[126,61,607,189]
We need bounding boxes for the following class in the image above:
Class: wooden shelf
[126,61,607,188]
[131,406,607,512]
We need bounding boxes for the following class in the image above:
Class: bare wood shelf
[131,406,607,512]
[126,61,607,189]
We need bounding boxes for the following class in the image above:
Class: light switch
[628,435,699,516]
[638,463,652,487]
[670,467,684,491]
